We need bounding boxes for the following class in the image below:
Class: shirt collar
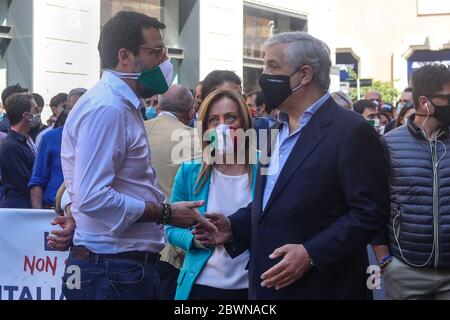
[101,70,143,110]
[407,114,449,140]
[278,92,331,124]
[158,111,178,120]
[9,130,27,143]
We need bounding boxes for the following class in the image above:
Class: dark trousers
[62,249,161,300]
[189,284,248,300]
[156,261,179,300]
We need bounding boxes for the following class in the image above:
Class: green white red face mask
[207,124,239,155]
[107,58,174,96]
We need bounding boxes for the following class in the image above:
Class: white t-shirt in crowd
[195,168,252,290]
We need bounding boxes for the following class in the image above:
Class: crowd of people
[1,10,450,301]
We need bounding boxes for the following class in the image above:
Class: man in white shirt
[60,11,214,300]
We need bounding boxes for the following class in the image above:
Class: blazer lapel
[253,122,282,218]
[260,98,336,219]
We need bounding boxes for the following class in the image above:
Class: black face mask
[258,70,304,112]
[429,100,450,127]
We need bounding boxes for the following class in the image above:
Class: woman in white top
[166,89,258,300]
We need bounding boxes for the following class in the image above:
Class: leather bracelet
[158,203,172,225]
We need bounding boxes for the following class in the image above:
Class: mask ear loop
[421,102,432,141]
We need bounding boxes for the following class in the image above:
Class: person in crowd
[331,91,353,111]
[167,89,257,300]
[0,84,29,205]
[35,92,68,147]
[145,84,199,300]
[201,70,242,101]
[28,93,47,142]
[46,93,67,127]
[380,103,396,121]
[0,93,39,208]
[59,11,215,300]
[372,64,450,300]
[188,81,203,128]
[246,90,259,117]
[397,87,414,112]
[0,84,28,133]
[29,88,87,209]
[365,90,383,111]
[393,102,415,129]
[378,112,391,127]
[254,90,278,126]
[194,81,203,109]
[144,94,159,120]
[193,31,389,300]
[354,99,378,120]
[384,87,415,134]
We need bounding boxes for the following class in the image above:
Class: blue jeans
[62,250,161,300]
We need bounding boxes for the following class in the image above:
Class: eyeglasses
[138,46,167,56]
[423,93,450,105]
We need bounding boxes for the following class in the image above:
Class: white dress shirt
[195,168,251,289]
[61,70,166,254]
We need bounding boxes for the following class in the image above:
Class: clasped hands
[192,212,313,290]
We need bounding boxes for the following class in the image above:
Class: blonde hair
[195,89,254,193]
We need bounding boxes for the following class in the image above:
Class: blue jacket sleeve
[226,202,253,258]
[303,121,390,275]
[166,163,196,251]
[28,133,51,190]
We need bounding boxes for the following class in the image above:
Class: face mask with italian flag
[208,124,237,155]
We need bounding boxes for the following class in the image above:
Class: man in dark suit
[194,31,390,300]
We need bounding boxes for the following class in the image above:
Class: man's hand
[192,213,232,247]
[170,201,218,233]
[261,244,312,290]
[47,216,75,251]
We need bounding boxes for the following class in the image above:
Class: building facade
[0,0,338,118]
[335,0,450,91]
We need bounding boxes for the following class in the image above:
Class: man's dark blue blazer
[228,97,390,300]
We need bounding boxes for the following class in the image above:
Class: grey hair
[158,84,194,117]
[67,88,87,102]
[264,32,332,91]
[331,91,353,110]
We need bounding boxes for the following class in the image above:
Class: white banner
[0,209,69,300]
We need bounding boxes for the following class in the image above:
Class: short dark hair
[98,11,166,69]
[412,64,450,106]
[54,110,68,129]
[32,93,45,109]
[404,87,413,93]
[255,91,266,107]
[5,93,34,126]
[201,70,242,101]
[1,84,28,106]
[50,93,68,108]
[354,99,377,115]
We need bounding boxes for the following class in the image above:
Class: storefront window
[408,49,450,82]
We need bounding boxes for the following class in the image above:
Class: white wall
[336,0,450,90]
[198,0,244,80]
[33,0,100,119]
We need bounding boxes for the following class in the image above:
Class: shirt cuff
[61,190,72,212]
